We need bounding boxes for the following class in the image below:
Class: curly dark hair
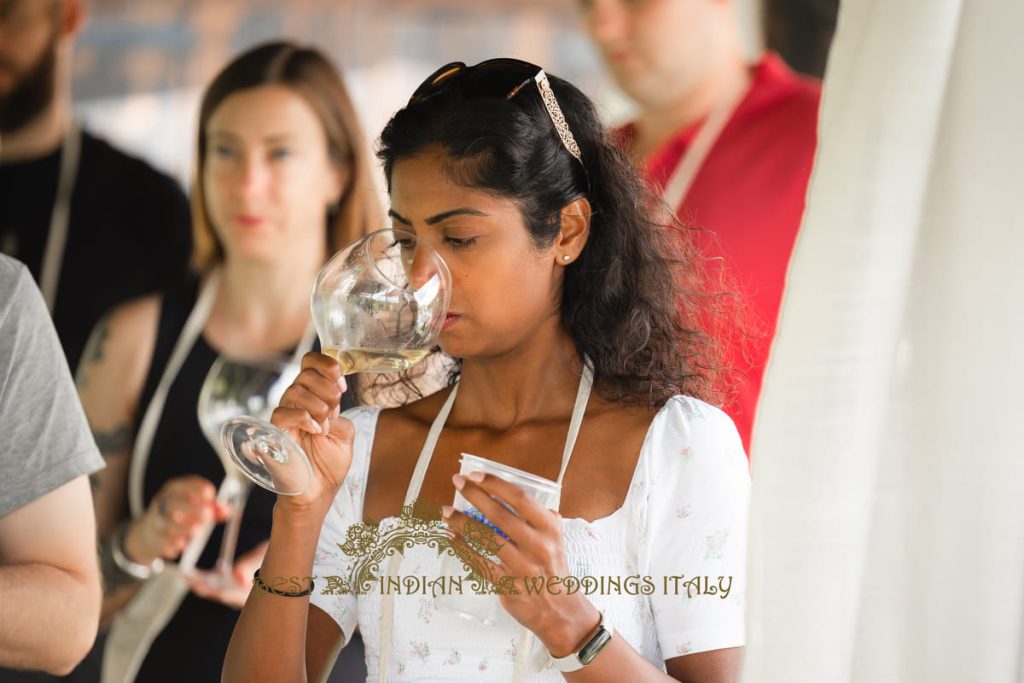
[375,64,741,408]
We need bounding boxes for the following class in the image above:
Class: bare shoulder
[557,396,663,520]
[580,395,662,466]
[587,393,661,434]
[78,294,160,374]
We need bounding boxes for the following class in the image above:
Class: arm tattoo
[76,313,112,389]
[90,424,133,493]
[94,424,132,456]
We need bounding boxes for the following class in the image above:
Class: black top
[131,275,352,682]
[0,129,191,373]
[134,275,276,682]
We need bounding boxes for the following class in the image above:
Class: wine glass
[220,228,451,495]
[193,356,301,589]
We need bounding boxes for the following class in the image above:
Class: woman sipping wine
[224,58,749,682]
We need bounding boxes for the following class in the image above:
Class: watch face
[578,626,613,665]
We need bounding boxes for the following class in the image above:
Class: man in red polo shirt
[581,0,822,456]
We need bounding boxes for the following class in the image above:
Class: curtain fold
[743,0,1024,681]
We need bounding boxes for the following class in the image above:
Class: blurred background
[73,0,838,193]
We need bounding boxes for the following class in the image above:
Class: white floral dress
[311,396,749,681]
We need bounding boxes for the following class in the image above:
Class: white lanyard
[377,360,595,682]
[129,271,222,522]
[110,271,314,682]
[658,72,751,216]
[38,122,81,311]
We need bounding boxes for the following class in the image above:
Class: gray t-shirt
[0,254,104,518]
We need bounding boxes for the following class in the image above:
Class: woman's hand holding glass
[219,228,451,497]
[269,352,356,520]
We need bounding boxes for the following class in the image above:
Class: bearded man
[0,0,191,374]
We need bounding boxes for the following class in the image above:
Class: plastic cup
[435,453,561,625]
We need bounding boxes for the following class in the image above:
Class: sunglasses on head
[410,58,589,192]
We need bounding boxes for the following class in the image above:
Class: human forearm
[449,467,742,682]
[223,355,354,681]
[536,605,677,683]
[563,637,677,682]
[97,555,143,628]
[545,612,740,682]
[541,611,740,683]
[222,506,324,683]
[0,562,101,676]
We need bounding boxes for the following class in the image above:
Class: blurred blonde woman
[77,41,379,682]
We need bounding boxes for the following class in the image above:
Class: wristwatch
[548,610,614,672]
[110,523,165,580]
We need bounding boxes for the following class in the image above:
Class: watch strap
[548,610,614,672]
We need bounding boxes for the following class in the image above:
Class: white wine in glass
[322,347,432,374]
[219,228,451,495]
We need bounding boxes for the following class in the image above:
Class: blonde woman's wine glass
[195,355,301,589]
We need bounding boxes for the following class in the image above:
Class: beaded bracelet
[252,569,314,597]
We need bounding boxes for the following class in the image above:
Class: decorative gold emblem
[321,501,510,596]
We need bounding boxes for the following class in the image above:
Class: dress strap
[556,358,593,487]
[377,358,593,682]
[402,382,460,505]
[377,381,458,682]
[511,358,592,680]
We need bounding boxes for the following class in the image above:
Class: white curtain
[743,0,1024,681]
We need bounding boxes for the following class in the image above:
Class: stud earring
[562,255,571,262]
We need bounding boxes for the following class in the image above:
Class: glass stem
[215,476,252,581]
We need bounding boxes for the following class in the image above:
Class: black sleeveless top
[131,275,354,682]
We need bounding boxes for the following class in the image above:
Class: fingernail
[330,404,341,419]
[321,419,331,435]
[338,375,347,392]
[466,471,485,483]
[308,418,323,434]
[452,474,466,490]
[441,505,453,520]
